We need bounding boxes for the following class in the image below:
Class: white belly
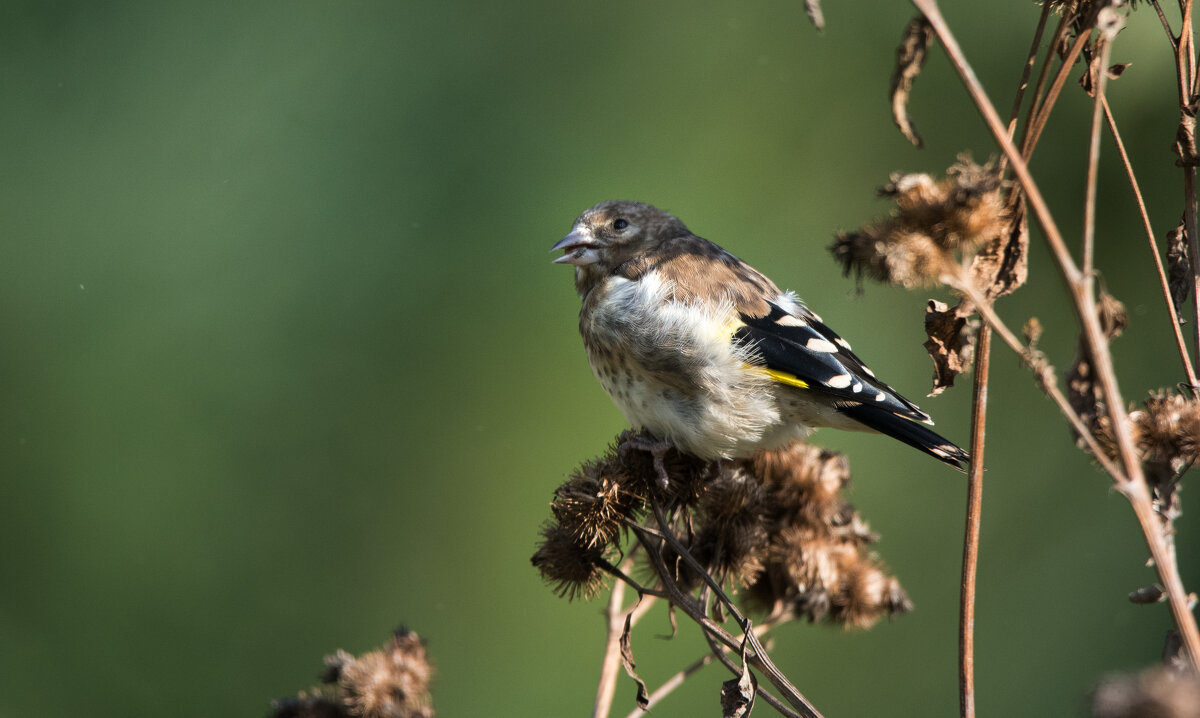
[583,272,814,459]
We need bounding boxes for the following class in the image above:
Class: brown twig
[913,0,1200,673]
[644,499,816,714]
[629,519,823,717]
[1004,0,1053,146]
[595,555,660,718]
[955,280,1127,482]
[1101,97,1200,389]
[1023,23,1092,160]
[625,622,786,718]
[959,324,990,718]
[1021,0,1075,153]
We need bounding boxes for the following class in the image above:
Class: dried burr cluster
[271,628,434,718]
[831,156,1010,289]
[533,431,912,628]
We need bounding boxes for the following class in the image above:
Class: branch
[1101,97,1199,389]
[912,0,1200,673]
[959,324,990,718]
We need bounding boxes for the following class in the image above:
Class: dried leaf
[1066,292,1124,453]
[924,299,977,396]
[1176,104,1199,167]
[620,611,649,709]
[1167,221,1190,324]
[890,17,933,148]
[720,650,756,718]
[969,203,1029,299]
[802,0,825,32]
[1066,348,1101,452]
[1098,289,1127,340]
[1107,63,1130,79]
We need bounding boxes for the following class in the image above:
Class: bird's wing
[731,299,932,423]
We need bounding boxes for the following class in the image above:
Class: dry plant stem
[957,281,1127,481]
[697,624,803,718]
[1004,0,1052,145]
[1163,0,1200,362]
[627,621,783,718]
[629,515,822,718]
[644,500,815,715]
[959,324,990,718]
[623,653,715,718]
[1101,97,1200,388]
[1152,0,1181,50]
[594,553,661,718]
[1021,0,1074,151]
[594,565,629,718]
[914,0,1200,671]
[1186,168,1200,365]
[1023,28,1091,159]
[1082,30,1111,279]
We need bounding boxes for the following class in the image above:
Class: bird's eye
[613,218,629,230]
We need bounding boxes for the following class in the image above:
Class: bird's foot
[619,434,674,489]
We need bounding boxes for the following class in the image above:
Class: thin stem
[624,653,715,718]
[1023,28,1092,160]
[959,324,990,718]
[631,510,823,717]
[1021,1,1074,153]
[595,557,637,718]
[1151,0,1180,51]
[1082,31,1113,278]
[1186,167,1200,379]
[913,0,1200,672]
[1004,1,1053,149]
[627,622,782,718]
[1101,97,1200,388]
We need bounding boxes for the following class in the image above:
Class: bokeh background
[2,1,1197,715]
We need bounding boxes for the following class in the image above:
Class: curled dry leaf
[720,652,756,718]
[890,16,934,148]
[1167,221,1190,324]
[969,204,1029,300]
[924,299,977,397]
[620,611,650,709]
[1175,104,1199,167]
[1098,289,1127,340]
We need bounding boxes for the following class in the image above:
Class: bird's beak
[551,229,603,266]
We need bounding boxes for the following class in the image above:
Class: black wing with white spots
[732,301,969,471]
[732,302,930,422]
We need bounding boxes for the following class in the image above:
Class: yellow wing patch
[763,368,809,389]
[728,317,811,389]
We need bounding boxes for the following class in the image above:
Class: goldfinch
[552,200,969,470]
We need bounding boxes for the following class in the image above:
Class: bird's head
[551,200,689,294]
[552,201,686,266]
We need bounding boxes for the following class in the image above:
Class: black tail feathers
[839,403,970,471]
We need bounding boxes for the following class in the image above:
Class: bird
[551,200,969,473]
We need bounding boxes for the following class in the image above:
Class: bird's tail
[839,403,970,471]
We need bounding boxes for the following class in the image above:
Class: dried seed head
[690,469,772,585]
[531,524,608,600]
[748,443,850,525]
[833,158,1007,290]
[832,223,951,288]
[612,430,712,504]
[551,459,642,550]
[339,629,435,718]
[1091,665,1200,718]
[1131,391,1200,471]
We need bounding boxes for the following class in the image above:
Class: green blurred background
[1,1,1196,715]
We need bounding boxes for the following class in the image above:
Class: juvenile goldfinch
[552,200,969,471]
